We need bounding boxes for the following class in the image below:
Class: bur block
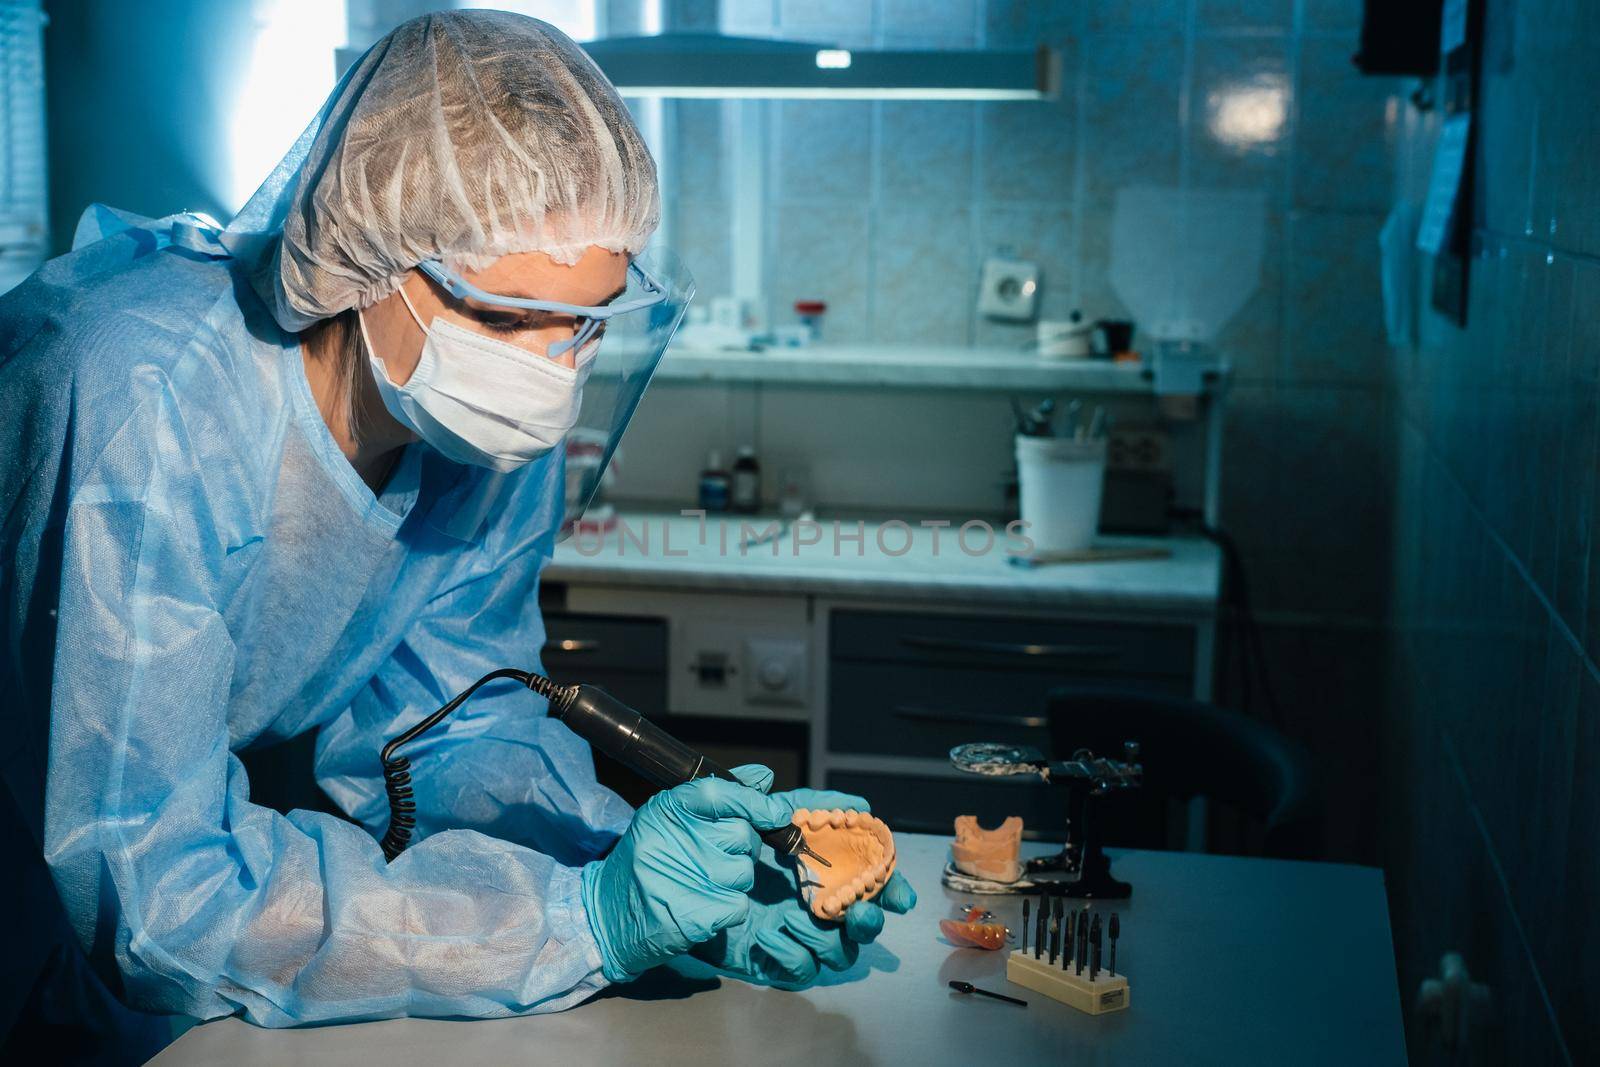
[1005,950,1130,1015]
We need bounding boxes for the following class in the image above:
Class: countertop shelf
[653,343,1170,392]
[546,511,1222,614]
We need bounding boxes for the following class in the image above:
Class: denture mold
[791,809,897,920]
[950,815,1024,883]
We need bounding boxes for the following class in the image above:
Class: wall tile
[1086,0,1187,33]
[880,0,979,46]
[880,102,976,203]
[1188,34,1293,195]
[1196,0,1295,32]
[775,0,873,45]
[718,0,776,36]
[1215,208,1285,382]
[774,100,873,202]
[769,201,871,339]
[1299,0,1363,33]
[1292,36,1399,212]
[674,198,733,299]
[871,201,976,344]
[1284,209,1387,385]
[978,91,1076,203]
[1081,34,1183,204]
[675,100,727,202]
[982,0,1077,47]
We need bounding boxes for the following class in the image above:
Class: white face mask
[358,283,597,472]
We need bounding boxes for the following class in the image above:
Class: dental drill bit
[1090,913,1102,981]
[1063,911,1073,971]
[1021,899,1029,955]
[1047,901,1061,964]
[1034,894,1047,959]
[1109,912,1120,976]
[1054,898,1065,962]
[1076,911,1088,975]
[795,838,832,868]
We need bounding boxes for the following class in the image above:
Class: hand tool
[382,670,831,867]
[1048,900,1061,964]
[1109,912,1120,976]
[1090,913,1102,981]
[948,980,1028,1007]
[1076,910,1088,975]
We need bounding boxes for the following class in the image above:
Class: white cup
[1015,435,1107,554]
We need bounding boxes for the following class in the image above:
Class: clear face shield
[416,247,695,538]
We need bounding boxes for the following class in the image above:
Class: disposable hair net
[223,10,660,331]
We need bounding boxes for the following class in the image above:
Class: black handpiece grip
[554,683,808,858]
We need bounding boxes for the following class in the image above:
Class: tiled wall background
[617,0,1403,865]
[1385,0,1600,1062]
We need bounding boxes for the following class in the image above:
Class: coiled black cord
[379,667,570,861]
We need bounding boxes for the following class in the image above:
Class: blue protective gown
[0,210,633,1030]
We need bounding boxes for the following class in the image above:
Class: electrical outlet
[977,257,1040,321]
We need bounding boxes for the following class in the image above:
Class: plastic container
[794,300,827,343]
[1014,435,1107,554]
[698,450,730,512]
[1036,311,1095,359]
[731,445,761,513]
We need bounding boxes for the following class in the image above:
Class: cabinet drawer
[830,610,1193,677]
[541,613,667,672]
[828,661,1188,759]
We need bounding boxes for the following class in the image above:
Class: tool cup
[1015,434,1108,554]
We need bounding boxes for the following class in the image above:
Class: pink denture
[791,809,897,921]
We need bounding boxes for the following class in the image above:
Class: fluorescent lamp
[583,34,1058,102]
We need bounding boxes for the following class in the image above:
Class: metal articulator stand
[947,742,1143,899]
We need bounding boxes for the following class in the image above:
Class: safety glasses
[416,258,671,358]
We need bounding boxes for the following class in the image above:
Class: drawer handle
[543,638,599,654]
[900,635,1121,661]
[893,705,1048,730]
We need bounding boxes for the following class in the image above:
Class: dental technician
[0,13,911,1062]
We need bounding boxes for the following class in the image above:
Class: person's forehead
[467,249,628,302]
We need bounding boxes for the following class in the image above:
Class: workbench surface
[152,834,1406,1066]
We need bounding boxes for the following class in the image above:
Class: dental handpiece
[535,678,832,868]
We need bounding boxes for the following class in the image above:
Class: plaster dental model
[950,815,1025,883]
[939,905,1009,950]
[791,809,897,920]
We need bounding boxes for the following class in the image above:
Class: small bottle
[698,449,730,512]
[794,300,827,343]
[731,445,761,514]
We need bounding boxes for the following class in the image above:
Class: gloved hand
[688,770,917,988]
[580,769,790,982]
[766,783,918,946]
[690,857,864,989]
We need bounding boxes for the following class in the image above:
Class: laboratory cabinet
[543,581,1215,847]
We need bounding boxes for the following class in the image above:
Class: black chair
[1046,687,1323,860]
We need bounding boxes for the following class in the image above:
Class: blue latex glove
[580,771,791,982]
[689,770,917,987]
